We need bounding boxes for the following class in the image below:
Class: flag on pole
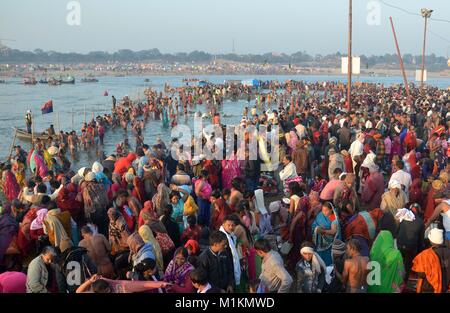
[41,100,53,114]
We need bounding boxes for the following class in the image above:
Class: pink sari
[221,154,241,189]
[3,171,20,202]
[34,153,48,178]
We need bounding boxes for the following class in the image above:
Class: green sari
[368,230,405,293]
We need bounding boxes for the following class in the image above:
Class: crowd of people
[0,79,449,294]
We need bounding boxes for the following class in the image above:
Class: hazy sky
[1,0,449,56]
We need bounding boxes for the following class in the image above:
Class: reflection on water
[0,74,449,168]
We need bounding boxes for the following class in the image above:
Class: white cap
[388,179,401,189]
[428,228,444,245]
[269,201,280,213]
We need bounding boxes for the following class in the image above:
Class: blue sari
[312,211,341,266]
[162,106,170,128]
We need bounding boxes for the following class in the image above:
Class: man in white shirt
[219,215,241,290]
[389,160,412,194]
[279,155,298,183]
[349,132,365,170]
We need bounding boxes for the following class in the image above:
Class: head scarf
[388,180,401,190]
[300,246,326,275]
[361,153,379,173]
[185,239,200,255]
[92,161,103,173]
[125,172,135,184]
[153,183,171,213]
[138,224,164,273]
[44,209,73,252]
[269,201,280,213]
[395,208,415,223]
[368,230,405,293]
[138,201,158,228]
[127,232,145,254]
[30,208,48,230]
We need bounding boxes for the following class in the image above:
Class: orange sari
[412,247,443,293]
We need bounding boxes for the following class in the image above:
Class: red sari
[203,160,220,190]
[211,198,232,230]
[57,184,83,221]
[3,171,20,202]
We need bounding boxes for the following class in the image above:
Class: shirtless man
[79,226,115,278]
[342,239,368,293]
[67,131,78,155]
[229,178,244,212]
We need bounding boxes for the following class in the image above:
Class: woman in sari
[163,247,195,293]
[0,204,19,266]
[221,152,241,190]
[138,207,164,278]
[305,191,322,242]
[312,201,341,266]
[194,170,212,227]
[56,182,83,223]
[210,189,232,230]
[169,186,189,234]
[368,230,405,293]
[152,183,171,217]
[133,176,146,203]
[44,208,73,253]
[108,207,131,256]
[286,182,308,271]
[2,164,20,202]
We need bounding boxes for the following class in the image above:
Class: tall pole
[71,107,74,130]
[84,104,86,124]
[389,17,411,102]
[420,8,432,90]
[57,112,60,133]
[421,16,428,89]
[347,0,352,110]
[31,113,35,149]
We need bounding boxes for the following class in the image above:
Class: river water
[0,74,449,167]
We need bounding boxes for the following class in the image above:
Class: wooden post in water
[71,107,74,130]
[31,113,35,147]
[57,112,60,133]
[8,128,17,161]
[84,104,86,124]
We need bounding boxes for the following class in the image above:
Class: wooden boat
[0,79,6,84]
[60,76,75,84]
[13,128,50,141]
[48,78,61,86]
[39,78,48,84]
[81,77,99,83]
[23,77,37,85]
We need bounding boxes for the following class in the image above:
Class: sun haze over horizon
[0,0,449,57]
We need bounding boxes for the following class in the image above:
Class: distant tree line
[0,47,447,70]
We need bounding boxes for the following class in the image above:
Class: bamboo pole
[347,0,352,110]
[389,17,411,104]
[57,112,60,133]
[8,128,17,161]
[31,113,35,148]
[71,107,74,130]
[84,104,86,124]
